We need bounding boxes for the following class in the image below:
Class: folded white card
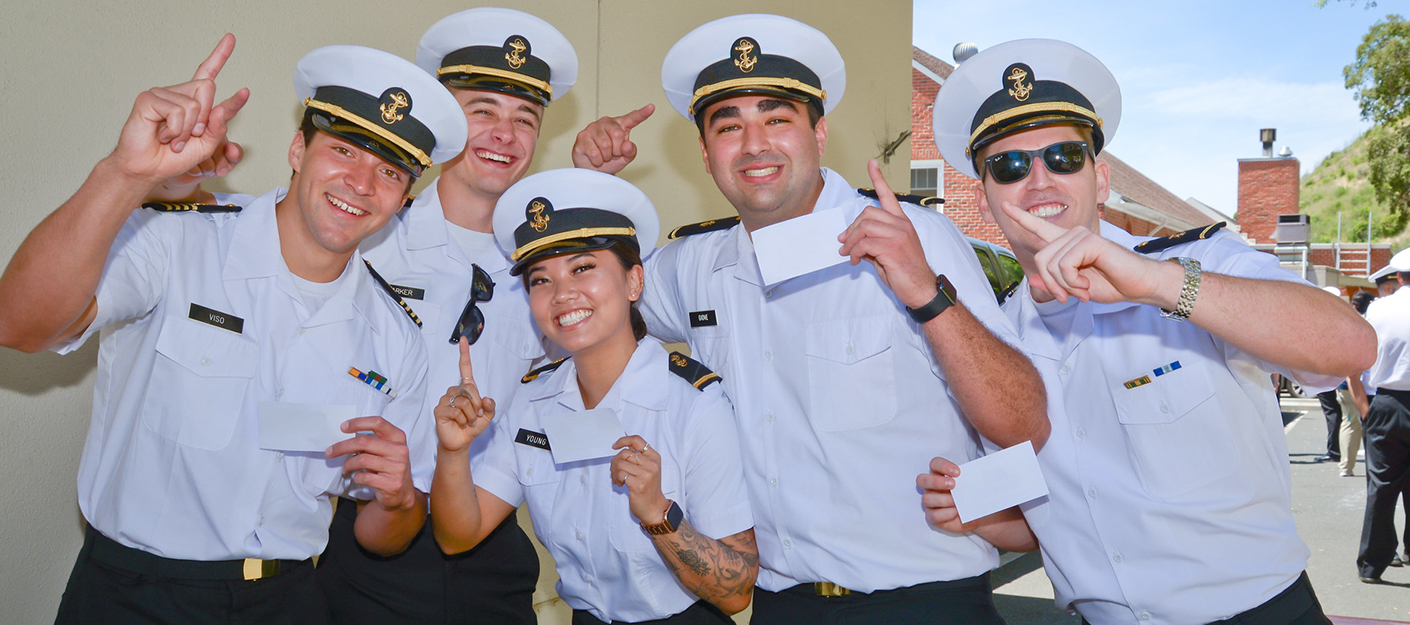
[538,408,628,465]
[257,401,355,452]
[751,207,850,286]
[950,440,1049,524]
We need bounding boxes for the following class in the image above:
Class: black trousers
[1359,389,1410,577]
[55,526,327,625]
[316,497,539,625]
[750,573,1003,625]
[1317,390,1341,460]
[1078,572,1328,625]
[571,600,733,625]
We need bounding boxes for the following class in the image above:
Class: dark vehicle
[969,237,1023,304]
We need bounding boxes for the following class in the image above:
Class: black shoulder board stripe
[141,201,243,213]
[522,357,568,383]
[363,260,422,328]
[668,351,721,390]
[856,187,944,208]
[400,195,416,211]
[668,216,740,240]
[1133,221,1227,255]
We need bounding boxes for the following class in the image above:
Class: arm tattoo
[652,521,759,612]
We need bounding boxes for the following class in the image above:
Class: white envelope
[950,440,1049,524]
[538,408,628,465]
[257,401,355,452]
[751,207,850,286]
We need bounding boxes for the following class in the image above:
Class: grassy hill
[1299,124,1407,249]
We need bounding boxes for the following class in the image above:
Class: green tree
[1345,15,1410,233]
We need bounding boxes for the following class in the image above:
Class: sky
[913,0,1401,217]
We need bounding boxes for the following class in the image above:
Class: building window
[910,167,938,196]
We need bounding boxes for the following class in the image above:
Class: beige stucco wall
[0,1,911,622]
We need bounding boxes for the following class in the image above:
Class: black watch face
[666,501,684,530]
[939,274,957,303]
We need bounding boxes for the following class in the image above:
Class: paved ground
[990,396,1410,623]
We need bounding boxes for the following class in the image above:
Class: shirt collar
[529,338,670,412]
[223,188,288,281]
[722,166,848,284]
[403,178,511,274]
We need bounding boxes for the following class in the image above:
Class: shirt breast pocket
[1112,363,1239,499]
[143,317,259,450]
[804,316,897,432]
[687,322,731,375]
[516,448,561,545]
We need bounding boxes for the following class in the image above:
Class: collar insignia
[378,88,411,125]
[527,197,552,232]
[505,36,530,70]
[733,37,758,73]
[1006,63,1033,102]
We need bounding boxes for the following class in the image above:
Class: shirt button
[1088,488,1098,499]
[764,350,773,361]
[765,412,775,424]
[276,386,285,398]
[1160,402,1170,414]
[1076,428,1085,439]
[526,467,534,477]
[297,327,306,335]
[576,530,584,541]
[782,539,792,549]
[1113,553,1123,563]
[1060,364,1071,375]
[579,474,587,486]
[275,452,284,462]
[257,515,264,527]
[583,573,594,583]
[1139,611,1151,621]
[769,477,779,487]
[846,342,855,355]
[765,290,774,299]
[201,356,213,367]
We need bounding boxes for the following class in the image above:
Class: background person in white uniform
[921,38,1375,625]
[0,38,468,622]
[432,169,758,624]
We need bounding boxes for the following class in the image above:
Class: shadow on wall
[0,340,96,396]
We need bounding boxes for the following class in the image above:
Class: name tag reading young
[257,402,355,452]
[950,440,1049,524]
[751,207,850,286]
[537,408,627,465]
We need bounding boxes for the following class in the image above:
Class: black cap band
[304,85,435,175]
[438,36,553,106]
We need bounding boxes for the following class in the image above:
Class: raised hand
[328,416,418,512]
[610,435,668,524]
[997,200,1178,307]
[837,159,939,310]
[571,103,654,175]
[433,337,496,453]
[111,34,250,186]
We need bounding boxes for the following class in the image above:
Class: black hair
[695,97,822,138]
[519,240,648,342]
[294,115,416,195]
[1351,290,1375,315]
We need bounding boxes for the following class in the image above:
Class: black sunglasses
[982,141,1092,184]
[449,264,495,345]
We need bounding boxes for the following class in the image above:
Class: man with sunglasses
[922,39,1376,624]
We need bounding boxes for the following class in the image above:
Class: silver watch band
[1161,257,1202,322]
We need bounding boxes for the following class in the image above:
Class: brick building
[912,46,1212,248]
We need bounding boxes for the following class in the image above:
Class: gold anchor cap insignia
[505,36,530,70]
[1005,63,1033,102]
[733,37,758,73]
[527,197,552,232]
[378,88,411,125]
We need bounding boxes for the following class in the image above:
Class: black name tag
[689,310,718,328]
[515,428,551,451]
[188,303,244,334]
[389,284,425,300]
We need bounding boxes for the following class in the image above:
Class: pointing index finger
[865,159,904,216]
[192,33,236,82]
[619,103,655,132]
[458,337,475,385]
[999,200,1069,244]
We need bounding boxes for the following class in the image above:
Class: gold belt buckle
[242,558,280,581]
[814,582,851,597]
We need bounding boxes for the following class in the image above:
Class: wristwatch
[1160,257,1202,322]
[906,274,958,324]
[641,500,683,535]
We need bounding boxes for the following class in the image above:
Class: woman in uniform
[429,168,758,624]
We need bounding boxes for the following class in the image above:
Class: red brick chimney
[1237,129,1300,244]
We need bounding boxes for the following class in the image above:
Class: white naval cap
[295,45,467,177]
[1371,263,1399,282]
[661,13,845,122]
[1390,248,1410,272]
[493,169,660,276]
[416,7,578,107]
[934,39,1122,179]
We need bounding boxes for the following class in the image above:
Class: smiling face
[974,124,1110,265]
[440,89,543,202]
[698,95,828,231]
[280,130,411,278]
[524,249,643,360]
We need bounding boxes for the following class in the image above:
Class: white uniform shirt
[1006,221,1337,625]
[473,338,753,623]
[361,179,547,486]
[639,167,1021,592]
[1365,285,1410,391]
[57,188,430,561]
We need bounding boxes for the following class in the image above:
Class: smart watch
[641,500,683,535]
[906,274,958,324]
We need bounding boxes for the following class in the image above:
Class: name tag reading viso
[189,303,244,334]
